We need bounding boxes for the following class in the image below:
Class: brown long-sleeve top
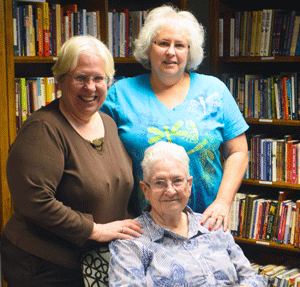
[3,99,134,270]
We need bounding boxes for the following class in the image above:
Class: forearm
[216,150,248,206]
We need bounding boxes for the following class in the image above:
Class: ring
[120,227,124,233]
[218,214,224,218]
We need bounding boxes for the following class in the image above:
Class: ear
[140,181,151,202]
[187,176,193,187]
[57,78,63,91]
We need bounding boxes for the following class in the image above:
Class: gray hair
[141,141,190,182]
[52,35,115,87]
[134,5,205,71]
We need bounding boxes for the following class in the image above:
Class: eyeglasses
[153,40,190,51]
[145,177,188,192]
[66,74,109,85]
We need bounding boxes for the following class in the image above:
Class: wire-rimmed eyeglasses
[144,177,189,192]
[66,74,109,85]
[153,40,190,51]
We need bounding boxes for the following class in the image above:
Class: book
[294,199,300,248]
[245,194,260,238]
[35,2,49,56]
[265,200,278,241]
[219,18,224,57]
[15,78,22,130]
[267,266,289,287]
[277,199,293,244]
[279,268,300,287]
[283,201,295,244]
[19,78,28,123]
[87,11,98,38]
[273,190,297,242]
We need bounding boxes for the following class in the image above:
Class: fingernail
[200,222,203,226]
[224,228,227,232]
[215,227,219,231]
[208,227,211,231]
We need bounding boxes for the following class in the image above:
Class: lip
[163,61,177,65]
[79,96,97,102]
[162,199,180,202]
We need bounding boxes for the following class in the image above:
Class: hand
[89,219,143,242]
[200,199,231,232]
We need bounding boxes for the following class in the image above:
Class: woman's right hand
[89,220,143,242]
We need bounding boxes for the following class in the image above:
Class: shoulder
[191,73,227,87]
[19,100,66,132]
[111,74,150,90]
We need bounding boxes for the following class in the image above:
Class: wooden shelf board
[235,237,300,253]
[220,56,300,63]
[14,56,139,64]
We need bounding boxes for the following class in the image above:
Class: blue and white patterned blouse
[109,207,267,287]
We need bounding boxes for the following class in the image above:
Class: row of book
[221,72,300,120]
[107,10,147,58]
[219,10,300,57]
[252,264,300,287]
[15,77,61,130]
[229,190,300,247]
[245,134,300,184]
[13,1,148,58]
[13,1,102,57]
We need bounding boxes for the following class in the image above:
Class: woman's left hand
[89,219,143,242]
[200,199,231,232]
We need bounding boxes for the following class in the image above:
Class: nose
[165,182,177,195]
[84,78,96,90]
[166,43,176,55]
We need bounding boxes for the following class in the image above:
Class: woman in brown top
[1,35,142,287]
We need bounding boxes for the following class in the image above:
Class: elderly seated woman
[108,141,267,287]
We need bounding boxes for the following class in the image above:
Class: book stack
[13,2,101,57]
[219,10,300,57]
[107,9,148,57]
[15,77,60,130]
[252,263,300,287]
[245,134,300,184]
[221,72,300,120]
[229,191,300,248]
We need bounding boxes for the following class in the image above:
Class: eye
[155,180,166,187]
[175,43,186,49]
[158,41,169,47]
[173,178,185,186]
[93,76,105,83]
[75,75,87,83]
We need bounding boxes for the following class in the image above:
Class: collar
[141,206,210,242]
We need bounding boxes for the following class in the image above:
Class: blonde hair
[134,5,205,71]
[52,35,115,87]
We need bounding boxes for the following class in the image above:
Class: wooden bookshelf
[0,0,12,243]
[1,0,188,285]
[210,0,300,268]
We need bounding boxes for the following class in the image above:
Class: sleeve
[6,120,93,246]
[109,239,150,287]
[220,80,249,141]
[225,233,267,287]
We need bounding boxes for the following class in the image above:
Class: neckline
[149,73,193,111]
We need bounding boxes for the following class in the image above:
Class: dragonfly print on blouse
[147,120,217,185]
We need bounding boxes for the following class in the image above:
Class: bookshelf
[210,0,300,267]
[0,0,188,285]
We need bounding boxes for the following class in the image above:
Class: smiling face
[58,52,107,122]
[141,158,192,220]
[149,25,189,80]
